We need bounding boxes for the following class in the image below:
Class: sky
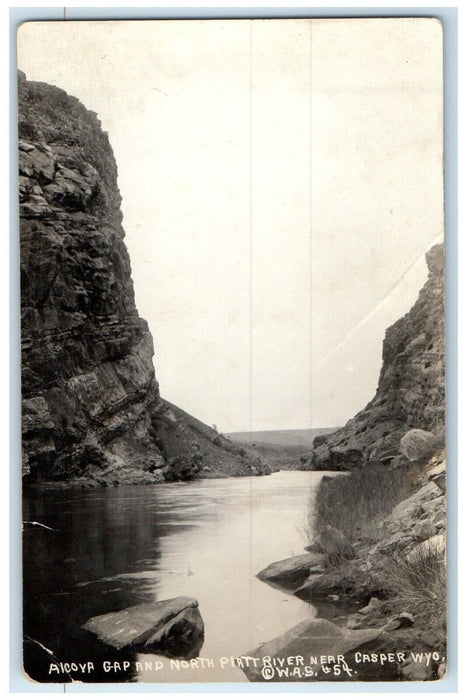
[17,18,444,432]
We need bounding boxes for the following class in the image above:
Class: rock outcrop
[257,553,326,589]
[249,448,446,682]
[295,452,446,604]
[18,72,269,485]
[249,244,447,682]
[241,617,391,682]
[82,597,204,659]
[305,244,445,471]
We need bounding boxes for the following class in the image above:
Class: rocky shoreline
[240,240,446,683]
[242,440,446,682]
[19,71,447,685]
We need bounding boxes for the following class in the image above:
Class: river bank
[243,443,446,682]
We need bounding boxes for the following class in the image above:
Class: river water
[23,470,328,683]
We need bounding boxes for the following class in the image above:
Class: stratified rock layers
[310,244,445,470]
[19,72,264,483]
[19,71,162,481]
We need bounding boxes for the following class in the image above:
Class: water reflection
[23,471,324,683]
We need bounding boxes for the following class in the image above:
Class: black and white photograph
[17,17,447,684]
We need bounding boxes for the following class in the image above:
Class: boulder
[413,520,438,541]
[383,612,415,631]
[240,617,389,682]
[378,533,415,555]
[313,526,355,559]
[346,613,367,630]
[431,472,446,493]
[437,661,447,679]
[313,434,329,448]
[401,659,433,681]
[304,542,325,553]
[257,553,326,590]
[294,571,348,604]
[358,597,382,615]
[400,429,437,461]
[396,612,415,627]
[420,495,445,516]
[82,596,204,658]
[312,444,363,471]
[391,481,441,520]
[427,460,446,479]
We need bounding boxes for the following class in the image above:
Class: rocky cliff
[252,250,447,679]
[19,72,268,485]
[309,244,445,471]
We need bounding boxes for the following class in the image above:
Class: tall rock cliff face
[19,72,267,485]
[311,243,445,471]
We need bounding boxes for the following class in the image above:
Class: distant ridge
[226,427,338,447]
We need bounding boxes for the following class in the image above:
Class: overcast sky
[18,18,444,432]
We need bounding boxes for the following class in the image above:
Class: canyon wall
[19,72,266,485]
[310,243,445,470]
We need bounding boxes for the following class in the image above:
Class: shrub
[382,540,446,631]
[310,465,415,542]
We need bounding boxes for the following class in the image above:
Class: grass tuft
[311,465,414,542]
[382,540,446,630]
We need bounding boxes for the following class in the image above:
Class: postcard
[17,17,446,684]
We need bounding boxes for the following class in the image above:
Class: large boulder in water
[257,553,326,589]
[82,596,204,658]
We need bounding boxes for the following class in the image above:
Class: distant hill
[226,427,338,448]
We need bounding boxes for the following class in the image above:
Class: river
[23,470,329,683]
